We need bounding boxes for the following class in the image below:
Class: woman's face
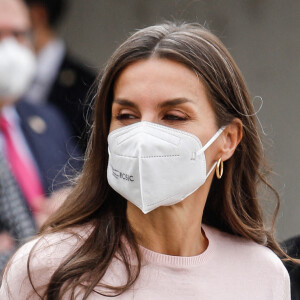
[110,58,222,168]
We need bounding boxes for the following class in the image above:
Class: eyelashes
[115,113,188,122]
[116,113,137,120]
[163,114,188,121]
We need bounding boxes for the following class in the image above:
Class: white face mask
[107,121,225,214]
[0,38,36,100]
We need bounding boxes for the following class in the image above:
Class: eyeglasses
[0,30,32,43]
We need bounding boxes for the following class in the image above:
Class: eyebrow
[113,99,138,108]
[158,98,195,108]
[113,98,195,108]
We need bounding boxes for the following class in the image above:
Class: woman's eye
[163,114,187,121]
[116,113,137,120]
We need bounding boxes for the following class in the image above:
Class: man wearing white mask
[0,0,81,270]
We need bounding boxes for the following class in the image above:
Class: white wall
[58,0,300,240]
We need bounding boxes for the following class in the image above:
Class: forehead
[0,0,30,31]
[114,58,208,104]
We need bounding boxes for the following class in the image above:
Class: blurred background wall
[57,0,299,240]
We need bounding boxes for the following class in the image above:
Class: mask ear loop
[195,126,226,178]
[200,126,226,153]
[206,161,218,179]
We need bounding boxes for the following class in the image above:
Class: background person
[0,22,292,299]
[284,237,300,300]
[23,0,96,150]
[0,0,81,271]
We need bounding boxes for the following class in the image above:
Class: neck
[0,101,13,111]
[33,27,56,53]
[127,181,212,257]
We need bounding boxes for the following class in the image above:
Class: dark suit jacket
[283,236,300,300]
[16,100,82,195]
[47,52,96,151]
[0,101,81,270]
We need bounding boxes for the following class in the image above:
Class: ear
[219,118,243,162]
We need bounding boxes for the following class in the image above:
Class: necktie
[0,115,44,212]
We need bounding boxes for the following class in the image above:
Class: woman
[0,22,291,299]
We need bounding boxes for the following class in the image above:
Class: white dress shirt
[24,39,66,104]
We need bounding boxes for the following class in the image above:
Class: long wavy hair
[28,22,291,299]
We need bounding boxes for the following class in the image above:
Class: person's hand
[0,231,15,252]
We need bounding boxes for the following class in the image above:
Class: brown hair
[28,22,291,299]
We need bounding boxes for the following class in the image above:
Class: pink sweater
[0,225,290,299]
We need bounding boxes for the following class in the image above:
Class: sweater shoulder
[0,228,89,299]
[204,225,287,273]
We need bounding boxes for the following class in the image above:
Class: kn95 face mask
[107,121,224,214]
[0,38,36,100]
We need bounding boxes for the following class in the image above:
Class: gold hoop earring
[216,158,223,179]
